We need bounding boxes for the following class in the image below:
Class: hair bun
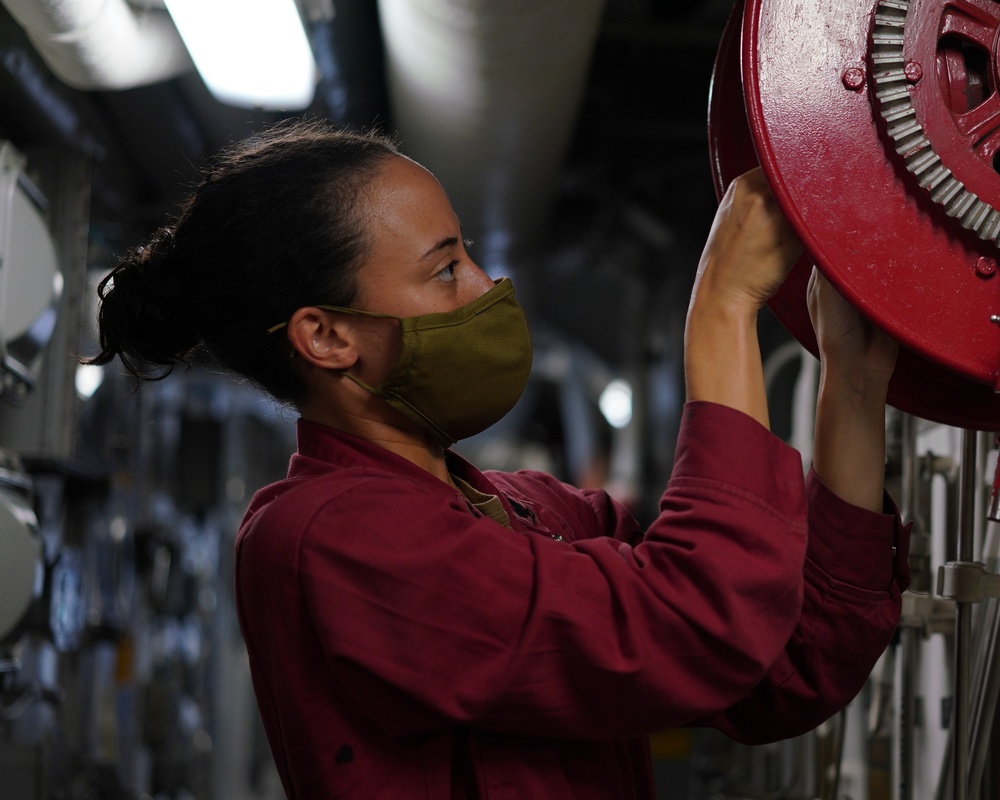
[88,226,202,377]
[145,226,176,265]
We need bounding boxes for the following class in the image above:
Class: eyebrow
[419,236,459,260]
[419,226,465,260]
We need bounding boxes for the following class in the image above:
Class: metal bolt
[904,61,923,83]
[842,67,866,91]
[977,256,997,277]
[991,315,1000,324]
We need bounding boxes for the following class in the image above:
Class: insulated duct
[0,0,191,91]
[377,0,606,272]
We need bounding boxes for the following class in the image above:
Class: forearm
[684,292,770,429]
[812,365,888,513]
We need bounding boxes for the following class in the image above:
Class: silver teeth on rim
[871,0,1000,245]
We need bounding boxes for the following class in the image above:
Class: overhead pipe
[0,0,191,91]
[377,0,606,276]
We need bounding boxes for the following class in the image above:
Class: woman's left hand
[806,267,898,394]
[807,266,897,512]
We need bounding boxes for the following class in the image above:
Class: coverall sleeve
[696,466,910,743]
[292,402,903,742]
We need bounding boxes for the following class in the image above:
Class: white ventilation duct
[1,0,191,90]
[377,0,606,271]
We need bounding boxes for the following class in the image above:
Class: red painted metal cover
[710,0,1000,429]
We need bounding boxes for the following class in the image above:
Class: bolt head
[977,256,997,276]
[904,61,923,83]
[842,67,866,91]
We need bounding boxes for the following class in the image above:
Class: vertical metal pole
[900,629,917,800]
[898,413,918,800]
[969,433,1000,796]
[953,428,978,800]
[968,573,1000,794]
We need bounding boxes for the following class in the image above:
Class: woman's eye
[437,261,458,282]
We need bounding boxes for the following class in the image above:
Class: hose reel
[709,0,1000,428]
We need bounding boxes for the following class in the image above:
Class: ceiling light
[164,0,318,110]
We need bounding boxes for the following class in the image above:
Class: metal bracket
[937,561,1000,604]
[900,591,955,637]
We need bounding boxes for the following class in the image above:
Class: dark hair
[89,119,400,403]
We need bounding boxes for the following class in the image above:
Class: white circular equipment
[0,487,43,644]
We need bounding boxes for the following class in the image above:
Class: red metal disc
[709,0,1000,429]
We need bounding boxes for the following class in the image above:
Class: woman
[92,121,909,799]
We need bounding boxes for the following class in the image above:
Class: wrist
[818,359,893,405]
[687,278,762,327]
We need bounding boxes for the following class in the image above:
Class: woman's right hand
[690,167,803,315]
[684,168,802,429]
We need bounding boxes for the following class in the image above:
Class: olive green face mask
[285,278,532,448]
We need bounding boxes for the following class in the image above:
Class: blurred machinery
[0,139,50,699]
[0,134,299,798]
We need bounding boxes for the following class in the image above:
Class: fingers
[807,267,844,318]
[726,169,798,248]
[807,266,898,387]
[697,168,803,313]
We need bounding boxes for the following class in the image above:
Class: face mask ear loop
[266,303,397,335]
[338,361,453,447]
[325,306,404,394]
[339,370,379,394]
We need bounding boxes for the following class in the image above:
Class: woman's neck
[300,400,457,490]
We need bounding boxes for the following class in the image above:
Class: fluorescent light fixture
[164,0,318,110]
[599,379,633,429]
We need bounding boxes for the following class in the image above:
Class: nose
[464,262,497,301]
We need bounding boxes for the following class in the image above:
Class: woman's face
[352,155,496,316]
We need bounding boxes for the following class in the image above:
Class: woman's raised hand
[806,267,898,396]
[690,167,803,316]
[808,268,897,512]
[684,168,802,429]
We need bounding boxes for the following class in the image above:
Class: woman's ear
[286,307,358,370]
